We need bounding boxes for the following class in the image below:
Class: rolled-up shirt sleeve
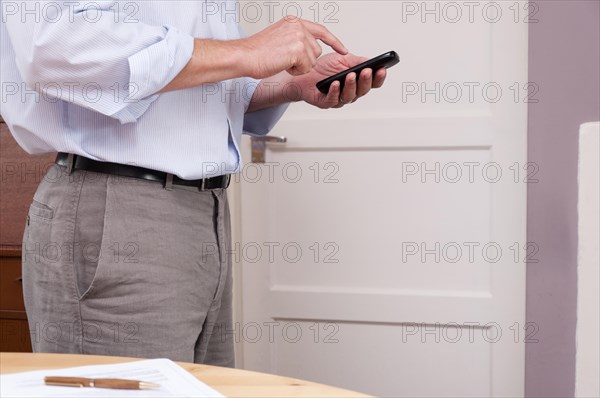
[4,1,194,124]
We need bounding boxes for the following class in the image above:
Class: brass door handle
[250,136,287,163]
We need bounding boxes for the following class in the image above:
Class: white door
[231,1,528,396]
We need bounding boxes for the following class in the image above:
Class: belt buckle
[199,174,230,191]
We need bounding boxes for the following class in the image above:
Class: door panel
[236,1,527,396]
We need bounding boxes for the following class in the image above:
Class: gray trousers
[22,163,234,366]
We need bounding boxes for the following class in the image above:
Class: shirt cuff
[110,94,160,124]
[127,25,195,101]
[242,77,290,136]
[243,102,290,136]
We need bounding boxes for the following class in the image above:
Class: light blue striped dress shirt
[0,0,289,179]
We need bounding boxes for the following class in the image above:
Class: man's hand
[161,14,385,111]
[290,53,387,109]
[246,53,388,113]
[161,16,347,93]
[240,16,348,79]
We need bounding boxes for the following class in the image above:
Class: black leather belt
[55,153,230,190]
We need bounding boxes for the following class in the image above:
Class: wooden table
[0,353,369,397]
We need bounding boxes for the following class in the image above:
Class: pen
[44,376,160,390]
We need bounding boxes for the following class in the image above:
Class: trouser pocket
[71,171,109,300]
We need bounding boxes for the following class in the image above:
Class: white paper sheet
[0,358,225,398]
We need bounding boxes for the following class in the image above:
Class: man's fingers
[372,67,387,89]
[341,73,358,104]
[323,80,341,107]
[307,37,323,60]
[356,68,373,97]
[301,20,348,55]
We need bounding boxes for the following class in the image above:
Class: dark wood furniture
[0,116,56,351]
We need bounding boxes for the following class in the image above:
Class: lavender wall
[526,1,600,397]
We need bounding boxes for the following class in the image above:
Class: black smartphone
[316,50,399,94]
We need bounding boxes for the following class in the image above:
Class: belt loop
[164,173,174,191]
[66,153,75,175]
